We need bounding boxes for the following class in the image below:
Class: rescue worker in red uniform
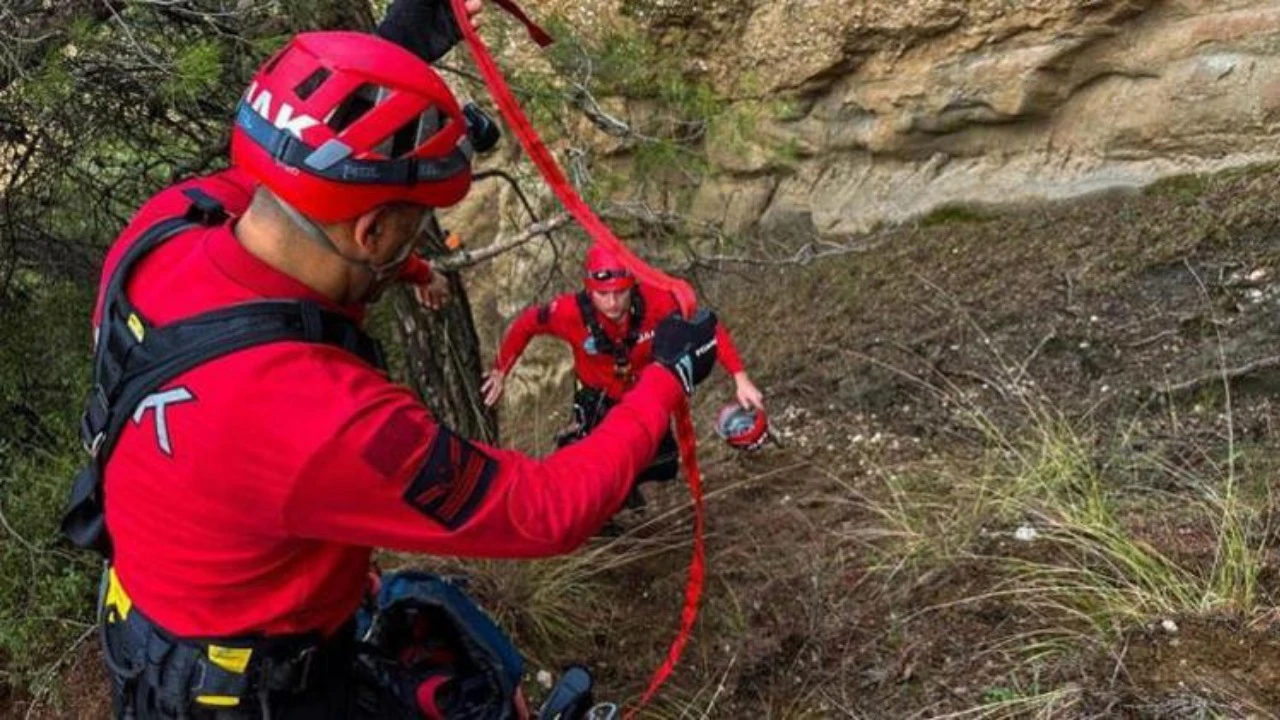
[68,1,723,717]
[481,246,764,501]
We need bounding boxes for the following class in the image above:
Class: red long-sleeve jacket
[494,285,745,400]
[96,169,684,638]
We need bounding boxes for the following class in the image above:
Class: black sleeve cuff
[375,0,463,63]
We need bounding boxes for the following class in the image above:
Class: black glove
[376,0,463,64]
[652,310,719,396]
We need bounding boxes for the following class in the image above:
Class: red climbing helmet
[583,245,635,293]
[715,404,769,451]
[230,31,473,223]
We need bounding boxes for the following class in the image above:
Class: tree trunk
[392,215,499,444]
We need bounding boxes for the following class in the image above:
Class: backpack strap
[63,189,386,558]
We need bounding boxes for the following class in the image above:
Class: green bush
[0,275,98,696]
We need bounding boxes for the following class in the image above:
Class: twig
[23,624,97,720]
[434,215,570,271]
[432,61,488,86]
[569,83,634,138]
[1108,636,1131,687]
[1126,328,1178,349]
[1155,355,1280,396]
[681,240,865,271]
[0,495,39,555]
[1061,271,1077,314]
[696,654,737,720]
[1013,330,1056,384]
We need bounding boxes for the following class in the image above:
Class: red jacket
[97,169,684,638]
[494,285,745,400]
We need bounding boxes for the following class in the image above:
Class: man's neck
[234,201,353,305]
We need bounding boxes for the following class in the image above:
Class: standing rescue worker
[65,1,723,717]
[481,246,764,501]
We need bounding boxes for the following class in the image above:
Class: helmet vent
[377,107,449,159]
[294,68,330,101]
[326,83,387,133]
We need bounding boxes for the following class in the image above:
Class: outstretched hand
[481,369,506,407]
[733,372,765,412]
[459,0,483,29]
[413,271,450,310]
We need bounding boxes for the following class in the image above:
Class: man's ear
[352,207,389,257]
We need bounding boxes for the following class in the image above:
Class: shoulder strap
[625,288,645,348]
[64,190,386,557]
[575,290,644,355]
[576,289,646,382]
[575,291,612,352]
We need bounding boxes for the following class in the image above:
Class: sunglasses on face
[587,269,631,281]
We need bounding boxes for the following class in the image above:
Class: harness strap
[575,289,645,382]
[101,567,339,715]
[63,190,386,558]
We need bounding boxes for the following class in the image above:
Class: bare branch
[1155,355,1280,397]
[435,214,572,271]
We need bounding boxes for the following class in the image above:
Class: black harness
[61,188,387,559]
[574,288,644,384]
[59,188,389,718]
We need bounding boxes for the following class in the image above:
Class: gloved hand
[376,0,482,63]
[652,310,719,396]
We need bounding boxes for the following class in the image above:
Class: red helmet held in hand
[583,245,635,293]
[715,404,769,451]
[230,31,473,223]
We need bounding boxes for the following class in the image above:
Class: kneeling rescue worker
[482,246,765,507]
[60,1,723,717]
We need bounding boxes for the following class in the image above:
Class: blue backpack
[354,571,525,719]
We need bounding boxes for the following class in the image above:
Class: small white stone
[1014,525,1038,542]
[536,670,554,689]
[1162,619,1178,633]
[1248,268,1269,283]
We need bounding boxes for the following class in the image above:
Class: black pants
[560,387,679,485]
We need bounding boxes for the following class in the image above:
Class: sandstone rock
[690,175,778,236]
[668,0,1280,235]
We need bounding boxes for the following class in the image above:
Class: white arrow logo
[132,387,195,457]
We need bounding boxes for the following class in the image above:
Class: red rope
[448,1,706,713]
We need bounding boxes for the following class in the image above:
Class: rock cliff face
[646,0,1280,235]
[459,0,1280,404]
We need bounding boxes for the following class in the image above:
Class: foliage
[0,275,96,697]
[0,1,383,702]
[493,11,782,221]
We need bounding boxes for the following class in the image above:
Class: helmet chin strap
[269,193,416,301]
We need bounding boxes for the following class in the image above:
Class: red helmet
[583,245,635,292]
[230,32,472,223]
[715,404,769,451]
